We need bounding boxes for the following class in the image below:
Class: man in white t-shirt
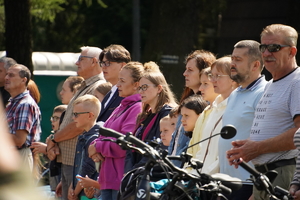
[227,24,300,200]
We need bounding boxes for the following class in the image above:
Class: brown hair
[99,44,131,63]
[180,50,216,103]
[95,82,112,96]
[53,105,67,113]
[28,80,41,103]
[65,76,84,93]
[137,62,177,124]
[211,56,232,76]
[122,61,145,83]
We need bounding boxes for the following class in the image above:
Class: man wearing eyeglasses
[227,24,300,199]
[97,44,131,122]
[46,46,105,200]
[219,40,267,200]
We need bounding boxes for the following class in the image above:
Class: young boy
[68,94,101,200]
[160,109,178,147]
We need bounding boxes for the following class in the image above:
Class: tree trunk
[4,0,33,74]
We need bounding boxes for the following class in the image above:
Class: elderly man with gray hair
[0,56,17,106]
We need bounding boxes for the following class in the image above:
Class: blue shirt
[219,76,267,182]
[73,123,100,196]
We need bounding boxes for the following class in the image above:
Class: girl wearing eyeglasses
[124,61,178,173]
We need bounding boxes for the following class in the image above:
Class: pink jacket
[94,93,142,190]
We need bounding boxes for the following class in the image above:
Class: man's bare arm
[54,121,84,142]
[12,129,28,147]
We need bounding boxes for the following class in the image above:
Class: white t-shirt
[250,68,300,165]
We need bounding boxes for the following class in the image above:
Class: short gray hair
[0,57,17,70]
[80,46,102,61]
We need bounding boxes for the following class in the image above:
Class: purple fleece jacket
[94,93,142,190]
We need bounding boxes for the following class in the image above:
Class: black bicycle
[99,126,242,200]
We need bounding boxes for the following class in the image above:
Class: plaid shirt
[57,73,106,166]
[6,90,41,147]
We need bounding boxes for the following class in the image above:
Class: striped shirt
[57,73,105,165]
[250,67,300,165]
[6,90,41,147]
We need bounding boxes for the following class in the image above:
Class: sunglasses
[137,84,156,91]
[259,44,290,53]
[72,112,90,118]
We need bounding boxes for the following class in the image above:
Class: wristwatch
[50,134,57,143]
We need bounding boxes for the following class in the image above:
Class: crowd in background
[2,23,300,200]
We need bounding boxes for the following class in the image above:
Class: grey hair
[0,57,17,70]
[80,46,103,61]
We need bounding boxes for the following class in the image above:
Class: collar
[9,90,29,102]
[80,73,105,89]
[237,75,265,92]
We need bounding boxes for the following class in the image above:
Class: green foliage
[31,0,66,22]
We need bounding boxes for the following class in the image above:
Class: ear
[133,81,139,90]
[157,84,163,94]
[290,46,297,57]
[88,112,94,120]
[251,60,260,72]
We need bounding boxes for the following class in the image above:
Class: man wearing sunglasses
[227,24,300,199]
[46,46,106,200]
[97,44,131,122]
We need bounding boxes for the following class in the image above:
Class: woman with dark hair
[168,50,216,167]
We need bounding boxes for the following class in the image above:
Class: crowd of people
[2,23,300,200]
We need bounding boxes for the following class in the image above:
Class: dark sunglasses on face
[259,44,290,53]
[72,112,89,118]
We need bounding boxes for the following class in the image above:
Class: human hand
[88,143,98,158]
[55,181,62,197]
[46,135,55,151]
[91,153,104,162]
[68,184,78,200]
[226,139,259,165]
[47,145,60,161]
[290,184,300,199]
[30,142,47,154]
[84,187,96,199]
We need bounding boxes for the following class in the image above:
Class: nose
[199,84,203,92]
[183,69,188,76]
[75,60,79,65]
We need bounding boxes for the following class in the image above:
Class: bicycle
[99,126,242,200]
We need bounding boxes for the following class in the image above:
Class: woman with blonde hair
[125,61,177,172]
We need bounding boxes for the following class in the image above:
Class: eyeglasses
[50,116,60,122]
[208,74,229,81]
[77,55,94,62]
[72,112,90,118]
[259,44,291,53]
[100,60,111,67]
[137,84,156,91]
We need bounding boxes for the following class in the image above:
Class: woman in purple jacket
[88,62,144,200]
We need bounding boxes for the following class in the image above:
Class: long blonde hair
[137,62,177,124]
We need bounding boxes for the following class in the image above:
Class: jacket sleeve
[79,136,98,179]
[95,104,142,158]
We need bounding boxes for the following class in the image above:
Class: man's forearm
[258,127,297,154]
[54,122,84,142]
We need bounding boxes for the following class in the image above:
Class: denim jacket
[72,123,100,196]
[168,115,191,167]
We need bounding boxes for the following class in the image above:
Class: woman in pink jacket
[88,62,144,200]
